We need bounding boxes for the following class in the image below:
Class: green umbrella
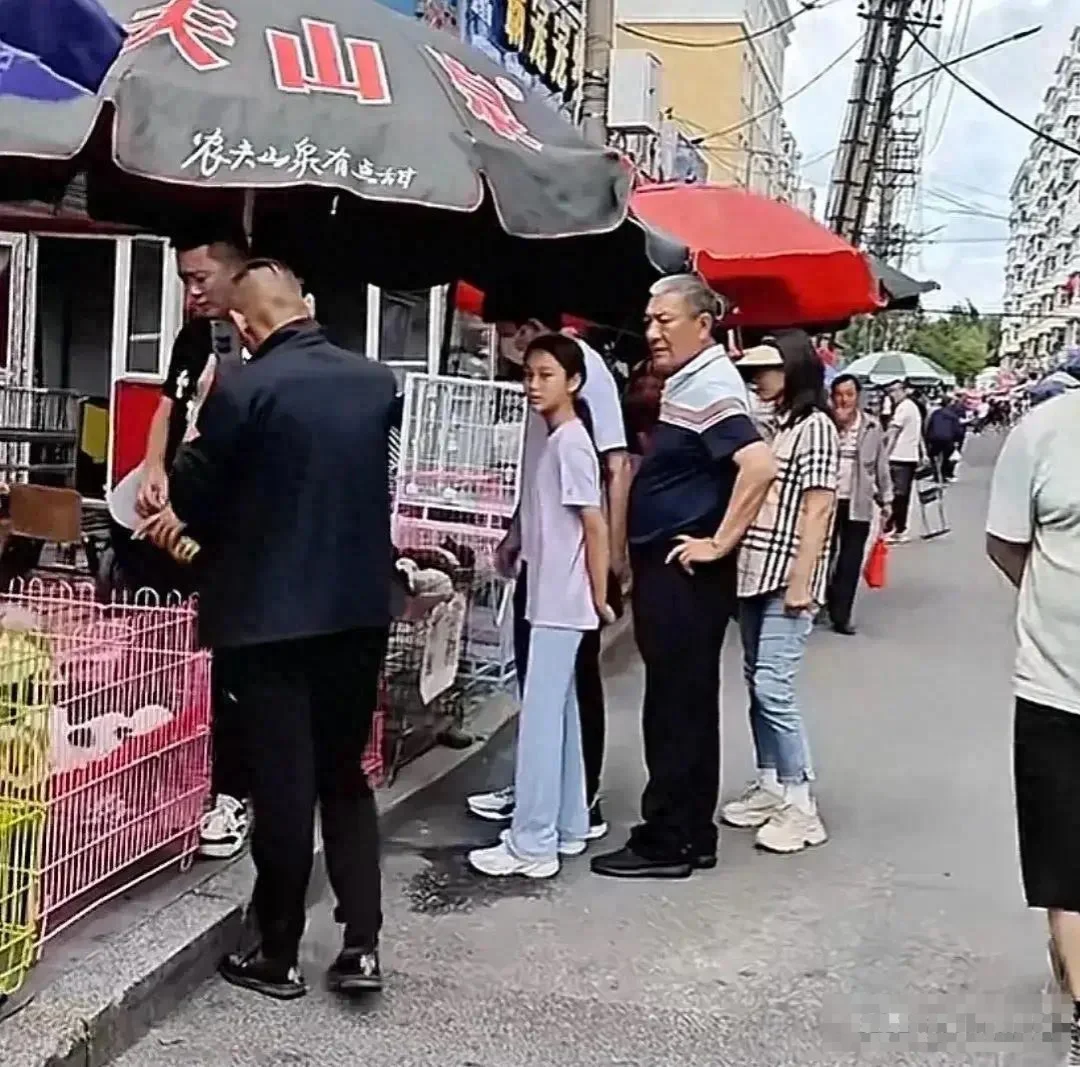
[843,351,956,388]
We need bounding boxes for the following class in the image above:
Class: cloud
[783,0,1072,313]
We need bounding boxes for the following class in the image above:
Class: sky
[782,0,1075,313]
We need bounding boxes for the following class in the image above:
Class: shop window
[0,244,13,371]
[126,239,165,375]
[444,307,495,379]
[380,288,430,384]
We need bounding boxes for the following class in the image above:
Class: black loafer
[590,844,693,880]
[219,948,307,1001]
[328,946,383,994]
[693,853,718,870]
[831,622,857,636]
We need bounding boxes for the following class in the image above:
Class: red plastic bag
[863,536,889,589]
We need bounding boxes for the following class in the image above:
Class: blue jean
[739,592,814,784]
[508,626,590,860]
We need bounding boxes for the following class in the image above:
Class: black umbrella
[867,256,940,311]
[0,0,687,322]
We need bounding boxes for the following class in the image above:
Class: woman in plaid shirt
[724,332,839,855]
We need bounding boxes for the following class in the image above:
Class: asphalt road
[115,432,1065,1066]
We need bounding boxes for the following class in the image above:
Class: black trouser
[209,659,249,801]
[217,627,387,964]
[628,546,734,861]
[514,564,605,804]
[927,440,956,481]
[888,460,918,535]
[826,500,870,630]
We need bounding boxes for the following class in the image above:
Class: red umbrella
[631,183,883,328]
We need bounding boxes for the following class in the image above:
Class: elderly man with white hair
[591,274,776,880]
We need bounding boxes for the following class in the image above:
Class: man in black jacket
[143,259,398,1000]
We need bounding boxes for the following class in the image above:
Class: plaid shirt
[737,410,839,602]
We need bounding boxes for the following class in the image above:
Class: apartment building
[1001,26,1080,367]
[614,0,800,194]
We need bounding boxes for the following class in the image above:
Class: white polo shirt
[889,397,922,463]
[987,391,1080,714]
[519,339,626,564]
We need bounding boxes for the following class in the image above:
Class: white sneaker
[199,794,250,860]
[468,840,558,879]
[466,786,515,822]
[499,828,585,857]
[755,804,828,854]
[721,783,784,829]
[886,531,911,545]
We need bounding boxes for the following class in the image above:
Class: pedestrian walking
[467,307,630,840]
[591,274,775,880]
[139,260,398,1000]
[825,373,892,635]
[722,333,838,854]
[469,335,612,879]
[925,396,965,483]
[884,379,923,543]
[127,227,252,861]
[987,389,1080,1064]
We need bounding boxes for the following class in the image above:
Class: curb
[2,618,632,1067]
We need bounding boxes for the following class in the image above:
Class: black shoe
[585,799,609,841]
[327,946,383,994]
[693,852,718,870]
[590,844,693,880]
[831,622,857,636]
[219,947,307,1001]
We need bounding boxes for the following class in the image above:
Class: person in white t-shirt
[466,309,631,839]
[987,390,1080,1056]
[884,379,924,543]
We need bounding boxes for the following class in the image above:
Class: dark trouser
[927,440,955,481]
[209,659,249,800]
[826,500,870,630]
[628,546,734,861]
[217,627,388,964]
[514,564,605,805]
[888,461,918,535]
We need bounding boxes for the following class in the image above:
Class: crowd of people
[127,247,970,1003]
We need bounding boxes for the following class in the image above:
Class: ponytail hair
[523,332,595,447]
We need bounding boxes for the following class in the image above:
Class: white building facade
[1001,26,1080,368]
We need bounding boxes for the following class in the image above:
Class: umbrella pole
[242,190,256,248]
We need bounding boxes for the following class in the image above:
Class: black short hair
[830,373,861,395]
[173,222,250,261]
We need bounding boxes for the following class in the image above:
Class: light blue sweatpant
[507,626,589,861]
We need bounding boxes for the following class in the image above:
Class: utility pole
[827,0,942,247]
[580,0,614,145]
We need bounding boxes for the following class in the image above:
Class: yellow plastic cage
[0,625,53,996]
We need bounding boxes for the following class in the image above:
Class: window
[379,288,431,385]
[126,239,165,374]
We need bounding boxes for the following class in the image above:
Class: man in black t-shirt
[134,230,250,862]
[136,234,249,518]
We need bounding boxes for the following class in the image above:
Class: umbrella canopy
[844,350,957,388]
[0,0,125,94]
[866,255,939,311]
[630,182,883,328]
[0,0,686,322]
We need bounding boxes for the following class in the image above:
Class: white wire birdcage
[394,374,527,522]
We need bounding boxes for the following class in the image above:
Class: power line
[697,38,861,145]
[907,27,1080,159]
[615,0,838,50]
[924,0,972,154]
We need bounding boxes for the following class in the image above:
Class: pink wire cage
[0,579,211,944]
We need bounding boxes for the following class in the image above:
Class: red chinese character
[124,0,237,72]
[266,18,391,104]
[426,49,541,152]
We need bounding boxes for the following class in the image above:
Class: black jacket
[170,322,399,649]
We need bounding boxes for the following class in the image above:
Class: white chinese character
[378,168,396,187]
[289,137,324,179]
[257,145,291,169]
[181,128,229,179]
[228,138,257,170]
[352,158,377,184]
[321,146,351,179]
[396,167,417,190]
